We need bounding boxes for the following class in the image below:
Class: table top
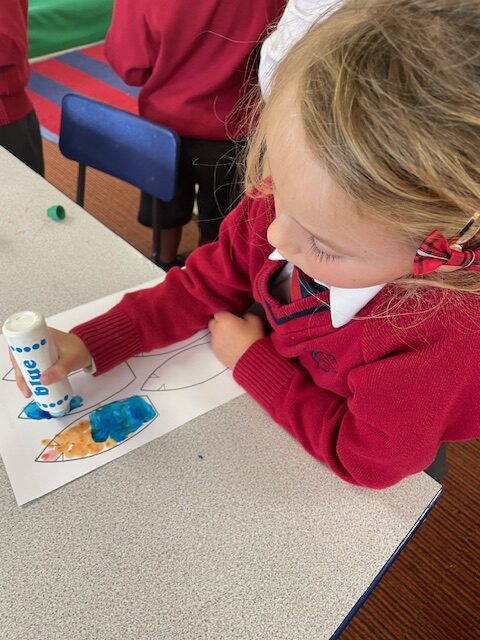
[0,148,441,640]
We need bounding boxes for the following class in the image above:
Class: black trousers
[0,109,44,176]
[425,443,448,483]
[139,137,246,239]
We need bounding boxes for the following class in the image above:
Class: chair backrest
[59,94,180,202]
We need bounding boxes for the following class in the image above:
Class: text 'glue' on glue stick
[2,311,73,417]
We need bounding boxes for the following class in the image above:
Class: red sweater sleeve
[104,0,154,86]
[0,0,32,125]
[71,197,263,373]
[233,323,475,489]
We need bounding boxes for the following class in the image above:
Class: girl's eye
[308,237,340,263]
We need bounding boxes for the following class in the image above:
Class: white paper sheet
[0,278,244,505]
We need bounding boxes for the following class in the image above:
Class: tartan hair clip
[413,214,480,276]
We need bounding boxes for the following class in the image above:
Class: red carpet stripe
[31,59,138,115]
[56,51,140,97]
[27,90,62,137]
[81,44,109,63]
[29,43,140,142]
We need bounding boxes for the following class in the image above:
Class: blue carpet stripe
[57,51,140,98]
[29,72,71,106]
[40,126,59,145]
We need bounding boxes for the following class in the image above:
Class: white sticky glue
[2,311,73,417]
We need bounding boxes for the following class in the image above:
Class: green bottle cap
[47,205,66,221]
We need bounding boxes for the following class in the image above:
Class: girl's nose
[267,216,301,255]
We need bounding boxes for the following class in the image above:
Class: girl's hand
[9,328,92,398]
[208,311,266,370]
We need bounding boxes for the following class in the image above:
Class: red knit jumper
[0,0,33,126]
[72,195,480,489]
[104,0,286,139]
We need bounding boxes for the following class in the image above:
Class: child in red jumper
[105,0,286,270]
[12,0,480,488]
[0,0,44,175]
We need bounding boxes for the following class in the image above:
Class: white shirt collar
[268,249,385,328]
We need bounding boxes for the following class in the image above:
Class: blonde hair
[246,0,480,293]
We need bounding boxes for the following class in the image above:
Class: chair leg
[76,164,86,207]
[151,198,161,264]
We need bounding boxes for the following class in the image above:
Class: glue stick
[2,311,73,417]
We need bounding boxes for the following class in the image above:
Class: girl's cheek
[302,254,330,280]
[304,256,355,287]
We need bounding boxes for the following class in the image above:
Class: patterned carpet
[28,43,137,144]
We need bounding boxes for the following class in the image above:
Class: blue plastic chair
[59,93,180,264]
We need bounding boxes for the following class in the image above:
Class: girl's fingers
[40,330,92,385]
[8,328,91,397]
[40,361,69,386]
[9,352,32,398]
[243,312,264,327]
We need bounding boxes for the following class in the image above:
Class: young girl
[12,0,480,488]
